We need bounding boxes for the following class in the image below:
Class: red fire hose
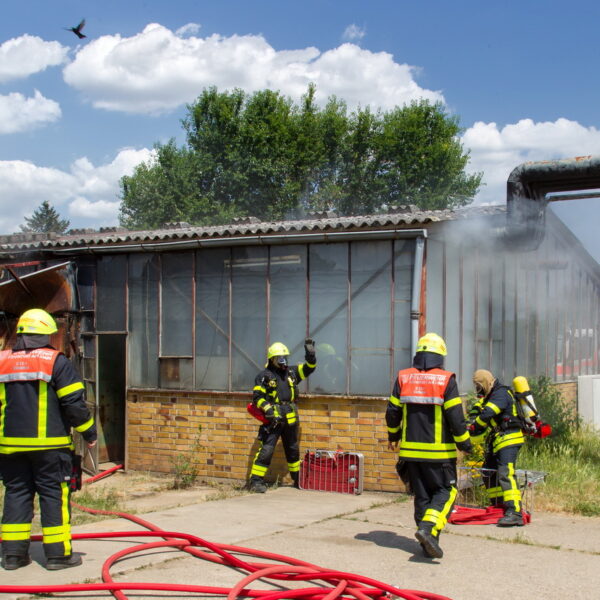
[0,464,454,600]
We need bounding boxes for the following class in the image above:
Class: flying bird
[65,19,86,39]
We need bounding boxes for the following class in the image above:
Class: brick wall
[126,383,577,492]
[553,382,578,414]
[126,390,402,492]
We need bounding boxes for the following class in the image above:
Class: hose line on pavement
[0,464,454,600]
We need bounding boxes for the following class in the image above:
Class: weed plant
[170,425,203,489]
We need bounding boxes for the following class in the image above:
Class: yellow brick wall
[126,390,402,491]
[126,383,577,491]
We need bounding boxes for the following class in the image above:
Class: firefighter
[468,369,525,527]
[386,333,472,559]
[248,338,316,493]
[0,309,97,571]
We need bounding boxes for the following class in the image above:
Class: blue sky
[1,0,599,261]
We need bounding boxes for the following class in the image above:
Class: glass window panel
[231,246,267,390]
[269,245,307,364]
[96,255,127,332]
[128,254,159,388]
[503,254,517,382]
[461,248,476,386]
[308,243,348,394]
[475,248,492,371]
[393,239,414,378]
[196,248,230,391]
[159,358,193,389]
[160,252,193,357]
[444,241,461,382]
[76,258,95,311]
[490,259,504,379]
[350,241,391,396]
[425,238,444,336]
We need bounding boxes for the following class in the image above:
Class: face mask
[275,356,288,368]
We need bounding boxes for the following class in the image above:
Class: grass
[520,427,600,515]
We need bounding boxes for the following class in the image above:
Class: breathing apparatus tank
[512,376,552,438]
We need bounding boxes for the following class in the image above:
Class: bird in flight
[65,19,87,39]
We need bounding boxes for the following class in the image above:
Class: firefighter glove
[268,416,284,432]
[304,338,316,361]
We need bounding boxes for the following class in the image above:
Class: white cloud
[0,90,61,134]
[463,118,600,204]
[0,148,153,233]
[176,23,201,37]
[0,35,68,83]
[342,24,366,42]
[63,23,443,114]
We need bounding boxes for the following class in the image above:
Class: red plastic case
[299,449,364,495]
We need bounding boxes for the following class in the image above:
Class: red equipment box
[299,449,364,495]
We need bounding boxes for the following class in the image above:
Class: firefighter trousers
[406,460,458,538]
[0,448,74,559]
[250,422,301,482]
[482,443,523,513]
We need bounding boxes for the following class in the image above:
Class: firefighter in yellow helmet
[248,339,317,493]
[468,369,525,527]
[386,332,472,559]
[0,309,97,571]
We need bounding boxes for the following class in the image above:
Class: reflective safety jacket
[0,347,96,454]
[252,357,316,427]
[470,380,525,453]
[386,364,472,462]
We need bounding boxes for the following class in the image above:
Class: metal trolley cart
[457,466,547,515]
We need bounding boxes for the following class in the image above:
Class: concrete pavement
[1,486,599,599]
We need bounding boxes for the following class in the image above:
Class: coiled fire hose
[0,464,454,600]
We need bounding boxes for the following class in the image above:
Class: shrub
[527,375,580,447]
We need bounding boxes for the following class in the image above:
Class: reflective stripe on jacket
[0,348,93,453]
[387,367,470,462]
[252,360,316,426]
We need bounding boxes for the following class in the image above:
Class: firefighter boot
[248,477,267,493]
[415,528,443,559]
[290,471,300,489]
[497,510,524,527]
[1,555,32,570]
[46,554,83,570]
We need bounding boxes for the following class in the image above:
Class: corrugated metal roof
[0,205,505,253]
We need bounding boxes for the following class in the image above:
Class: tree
[20,201,70,234]
[119,86,482,229]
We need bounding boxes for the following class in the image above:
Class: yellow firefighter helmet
[416,332,447,356]
[267,342,289,360]
[17,309,58,335]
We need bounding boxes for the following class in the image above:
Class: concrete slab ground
[0,487,599,600]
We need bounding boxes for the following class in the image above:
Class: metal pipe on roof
[506,155,600,250]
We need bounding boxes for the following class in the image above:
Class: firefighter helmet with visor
[416,332,447,356]
[17,308,58,335]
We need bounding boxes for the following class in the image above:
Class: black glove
[267,416,284,432]
[304,338,316,361]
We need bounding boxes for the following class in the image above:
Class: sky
[1,0,600,262]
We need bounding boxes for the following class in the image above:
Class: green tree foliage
[119,86,482,228]
[20,200,70,234]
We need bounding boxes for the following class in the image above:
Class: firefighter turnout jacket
[0,342,96,560]
[469,380,525,453]
[252,358,316,427]
[0,347,96,453]
[386,357,472,461]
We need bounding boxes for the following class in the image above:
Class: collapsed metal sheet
[0,261,77,316]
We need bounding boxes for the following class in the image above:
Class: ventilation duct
[506,155,600,250]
